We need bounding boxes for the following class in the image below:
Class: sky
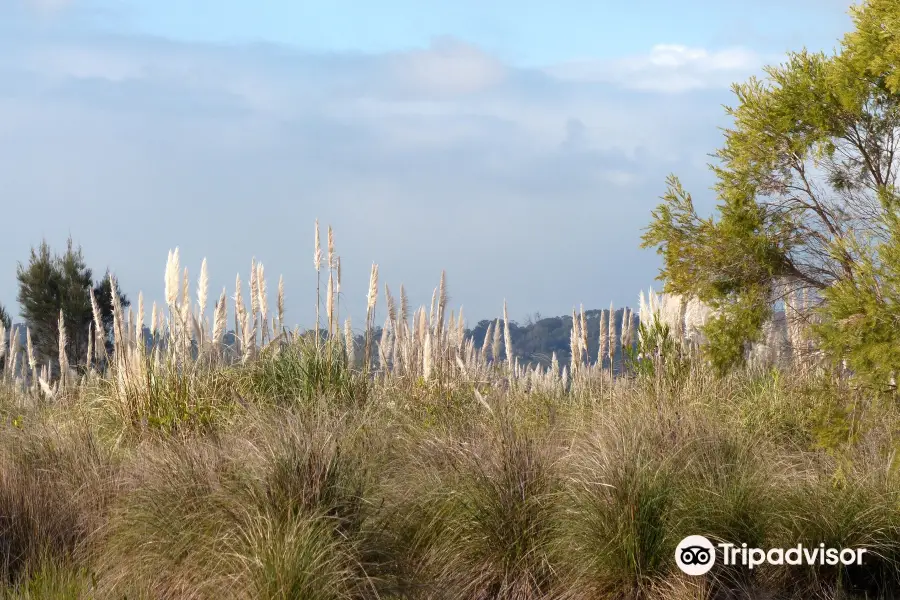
[0,0,857,329]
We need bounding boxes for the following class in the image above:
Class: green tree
[0,302,10,331]
[16,238,129,370]
[814,210,900,392]
[641,0,900,374]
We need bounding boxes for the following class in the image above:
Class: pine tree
[16,238,129,370]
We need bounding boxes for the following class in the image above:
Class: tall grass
[0,223,896,598]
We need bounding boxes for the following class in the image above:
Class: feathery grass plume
[683,295,715,349]
[109,274,126,366]
[491,318,502,365]
[503,300,513,367]
[126,308,134,348]
[608,302,616,376]
[7,326,18,380]
[665,293,686,344]
[248,260,259,350]
[86,323,94,371]
[385,285,397,327]
[570,308,580,373]
[628,312,638,353]
[580,304,588,364]
[378,317,390,374]
[165,248,180,309]
[234,273,245,357]
[213,288,227,350]
[180,266,189,313]
[190,314,201,353]
[136,291,144,347]
[179,267,190,355]
[481,320,493,361]
[26,326,39,393]
[197,257,208,319]
[57,309,68,386]
[364,263,379,373]
[26,327,36,373]
[336,256,342,293]
[399,284,408,326]
[426,287,436,333]
[326,271,334,339]
[447,308,456,349]
[38,375,54,398]
[599,309,608,367]
[437,270,447,335]
[243,272,256,360]
[314,219,322,272]
[314,219,322,350]
[335,256,342,331]
[327,225,335,268]
[391,321,401,371]
[89,287,109,367]
[250,257,259,320]
[241,306,253,363]
[414,306,425,344]
[344,317,355,367]
[150,302,158,338]
[257,262,268,343]
[0,321,6,364]
[423,329,433,380]
[621,307,631,351]
[276,274,285,333]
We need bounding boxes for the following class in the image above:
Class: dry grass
[0,224,896,599]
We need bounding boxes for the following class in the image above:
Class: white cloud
[547,44,763,92]
[0,32,734,324]
[24,0,72,16]
[25,46,145,81]
[385,37,506,95]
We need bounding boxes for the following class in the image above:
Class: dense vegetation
[643,0,900,381]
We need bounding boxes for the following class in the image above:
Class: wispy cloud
[547,44,764,92]
[385,37,506,95]
[22,0,74,16]
[0,29,752,323]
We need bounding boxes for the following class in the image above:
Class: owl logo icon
[676,535,716,575]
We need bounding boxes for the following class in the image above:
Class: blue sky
[0,0,857,328]
[30,0,853,63]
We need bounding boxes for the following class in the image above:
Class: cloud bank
[0,18,764,326]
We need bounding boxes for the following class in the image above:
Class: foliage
[815,211,900,393]
[626,310,692,386]
[15,238,129,369]
[641,0,900,374]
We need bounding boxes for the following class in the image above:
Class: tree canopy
[16,238,129,371]
[642,0,900,378]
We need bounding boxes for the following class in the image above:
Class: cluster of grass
[0,230,896,598]
[0,338,897,600]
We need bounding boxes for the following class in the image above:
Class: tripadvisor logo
[675,535,868,576]
[676,535,716,575]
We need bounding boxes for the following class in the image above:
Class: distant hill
[360,307,637,369]
[467,308,634,368]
